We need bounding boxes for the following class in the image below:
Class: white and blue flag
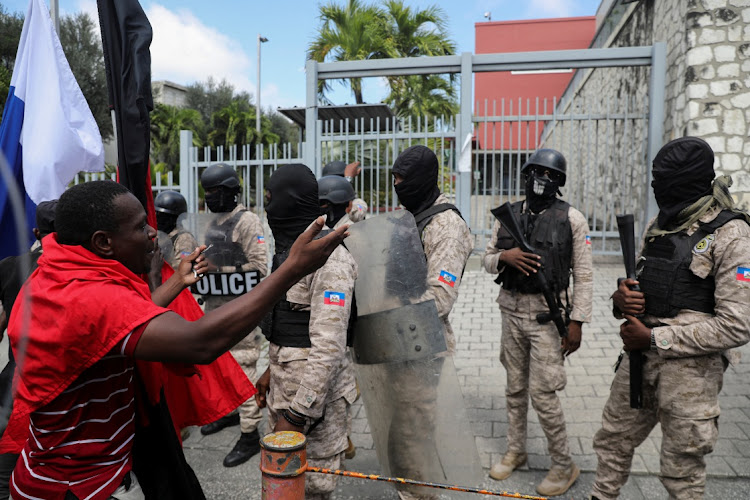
[0,0,104,258]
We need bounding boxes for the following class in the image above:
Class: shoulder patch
[736,267,750,282]
[585,235,591,245]
[438,270,457,287]
[693,234,714,254]
[323,291,346,306]
[256,235,265,244]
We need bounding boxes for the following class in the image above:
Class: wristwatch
[345,175,353,183]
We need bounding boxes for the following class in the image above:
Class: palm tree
[385,74,457,121]
[381,0,457,121]
[150,103,204,170]
[209,101,280,158]
[307,0,387,104]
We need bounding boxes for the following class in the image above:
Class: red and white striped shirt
[10,324,148,500]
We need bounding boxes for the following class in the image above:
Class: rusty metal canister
[260,431,307,499]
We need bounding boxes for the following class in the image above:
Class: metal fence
[472,94,649,254]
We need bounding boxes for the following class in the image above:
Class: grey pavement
[184,258,750,499]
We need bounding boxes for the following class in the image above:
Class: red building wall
[475,17,596,151]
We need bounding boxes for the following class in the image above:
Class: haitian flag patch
[736,267,750,282]
[257,235,265,244]
[324,291,346,306]
[438,270,457,287]
[585,235,591,245]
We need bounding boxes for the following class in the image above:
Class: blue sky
[5,0,603,111]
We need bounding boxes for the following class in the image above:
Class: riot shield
[156,230,174,267]
[177,213,260,298]
[345,210,482,494]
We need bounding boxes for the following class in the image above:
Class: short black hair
[56,181,132,246]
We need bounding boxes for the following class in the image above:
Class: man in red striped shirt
[3,181,347,500]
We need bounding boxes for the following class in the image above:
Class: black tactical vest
[204,210,248,268]
[261,240,356,348]
[495,198,573,294]
[638,210,744,318]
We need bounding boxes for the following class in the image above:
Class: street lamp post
[256,35,269,145]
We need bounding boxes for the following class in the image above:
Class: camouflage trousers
[592,350,724,500]
[500,312,572,467]
[227,328,263,434]
[269,397,350,499]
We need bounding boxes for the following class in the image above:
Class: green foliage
[308,0,389,104]
[186,77,251,126]
[0,4,23,115]
[307,0,458,121]
[150,103,204,174]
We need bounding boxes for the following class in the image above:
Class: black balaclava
[651,136,715,228]
[156,212,177,234]
[321,203,348,228]
[392,145,441,215]
[205,186,238,213]
[266,164,321,260]
[525,169,561,214]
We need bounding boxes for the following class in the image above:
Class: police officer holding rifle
[483,148,593,497]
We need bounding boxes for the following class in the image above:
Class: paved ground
[184,258,750,499]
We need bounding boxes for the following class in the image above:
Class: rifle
[491,202,568,338]
[616,214,644,410]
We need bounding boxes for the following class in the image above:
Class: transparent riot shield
[345,210,482,494]
[156,230,174,267]
[177,213,260,299]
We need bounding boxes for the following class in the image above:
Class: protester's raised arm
[136,217,348,364]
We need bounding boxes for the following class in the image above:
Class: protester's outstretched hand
[499,247,541,276]
[285,216,348,278]
[176,245,208,287]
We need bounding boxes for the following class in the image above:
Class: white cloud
[525,0,575,18]
[146,4,254,95]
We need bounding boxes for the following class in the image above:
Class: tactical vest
[204,210,249,268]
[638,210,744,318]
[495,198,572,295]
[261,238,356,348]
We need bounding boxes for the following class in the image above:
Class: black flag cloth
[96,0,154,210]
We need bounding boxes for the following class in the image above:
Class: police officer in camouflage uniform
[390,145,473,500]
[483,149,592,497]
[255,163,357,500]
[590,137,750,500]
[198,163,269,468]
[154,191,198,269]
[322,160,367,223]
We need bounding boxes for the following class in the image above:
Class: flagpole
[50,0,59,33]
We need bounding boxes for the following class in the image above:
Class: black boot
[200,413,240,436]
[223,430,261,467]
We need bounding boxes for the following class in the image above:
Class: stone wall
[683,0,750,207]
[544,0,750,227]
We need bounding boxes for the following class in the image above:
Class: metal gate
[180,44,666,254]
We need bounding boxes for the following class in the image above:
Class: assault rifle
[616,214,644,409]
[491,202,568,338]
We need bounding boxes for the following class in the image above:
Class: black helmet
[521,149,567,186]
[154,190,187,215]
[318,175,355,205]
[201,163,240,190]
[322,160,347,177]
